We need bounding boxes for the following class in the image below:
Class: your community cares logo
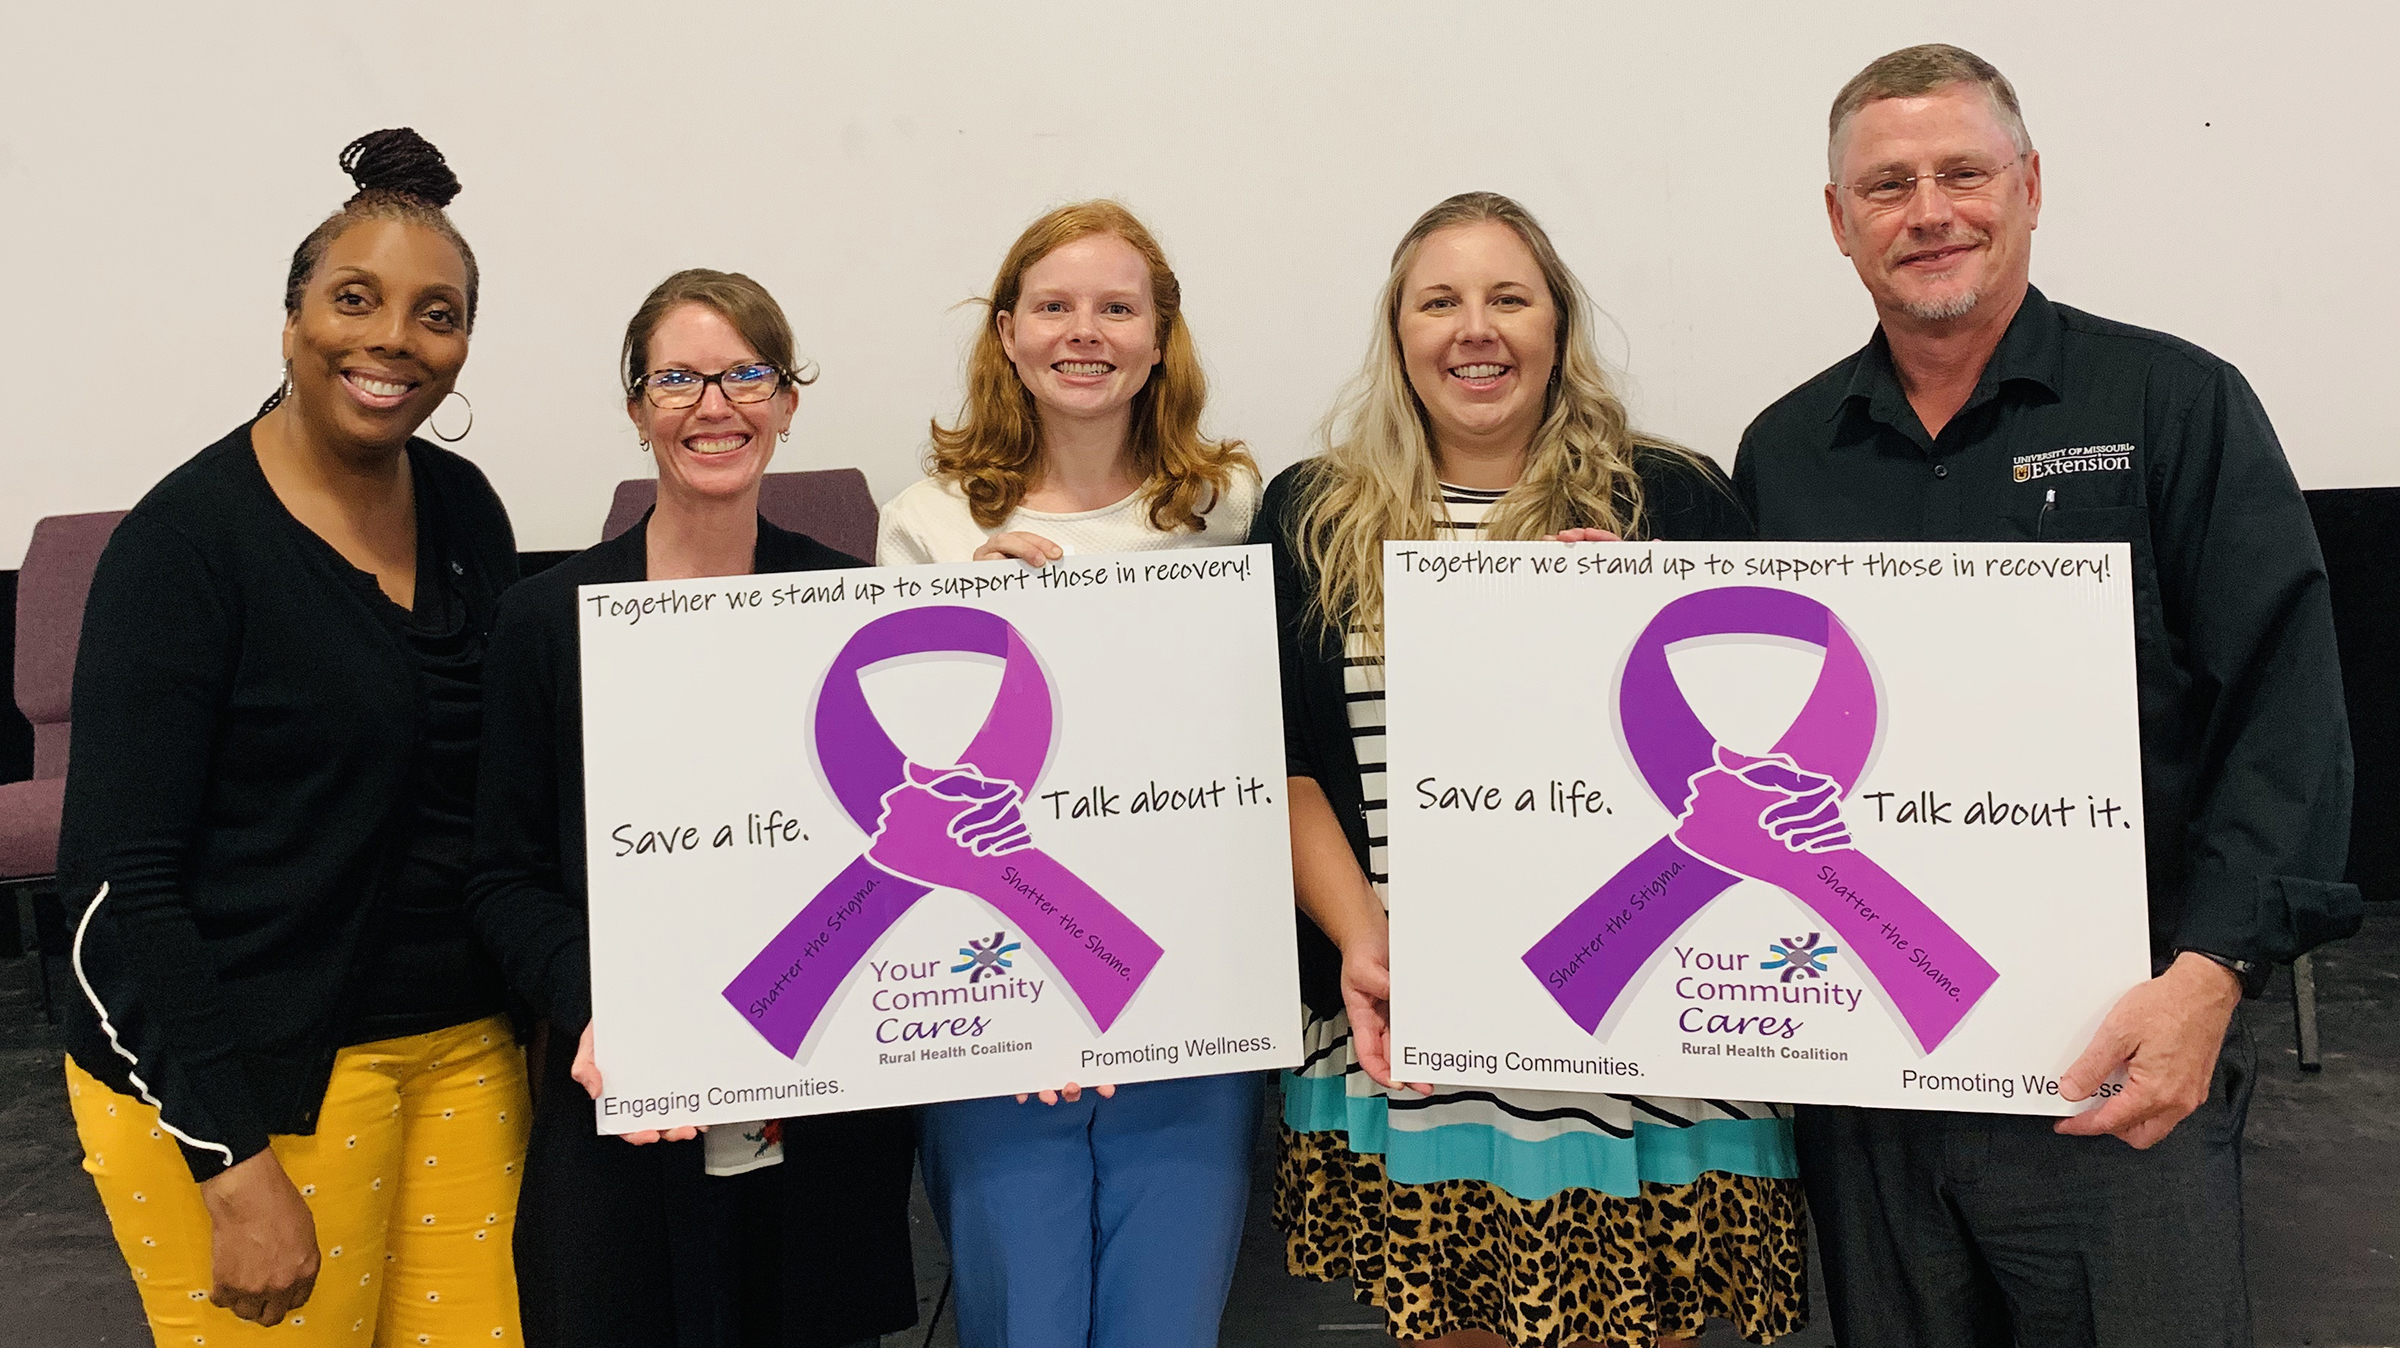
[952,931,1023,984]
[1761,932,1840,983]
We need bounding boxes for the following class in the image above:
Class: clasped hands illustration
[1672,746,1857,882]
[866,762,1036,887]
[866,749,1863,946]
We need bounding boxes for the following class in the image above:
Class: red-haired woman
[877,201,1261,1348]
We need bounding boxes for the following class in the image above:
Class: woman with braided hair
[58,128,530,1343]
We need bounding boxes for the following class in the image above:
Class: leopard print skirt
[1274,1123,1808,1346]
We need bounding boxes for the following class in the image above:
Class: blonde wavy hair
[929,200,1252,531]
[1297,191,1694,649]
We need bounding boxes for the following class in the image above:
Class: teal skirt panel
[1282,1069,1798,1202]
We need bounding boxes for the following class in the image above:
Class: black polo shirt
[1733,285,2359,984]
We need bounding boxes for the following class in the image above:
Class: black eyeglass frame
[629,363,794,409]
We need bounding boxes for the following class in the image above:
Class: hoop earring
[638,439,650,453]
[428,390,474,443]
[778,430,790,443]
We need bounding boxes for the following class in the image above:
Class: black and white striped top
[1347,483,1503,891]
[1287,484,1791,1189]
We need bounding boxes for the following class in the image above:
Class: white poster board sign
[1384,541,2152,1116]
[579,547,1298,1133]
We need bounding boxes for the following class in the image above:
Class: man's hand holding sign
[2055,952,2242,1149]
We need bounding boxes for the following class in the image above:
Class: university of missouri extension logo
[2013,442,2134,483]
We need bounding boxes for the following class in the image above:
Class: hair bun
[338,128,461,208]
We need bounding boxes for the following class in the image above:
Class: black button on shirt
[1732,286,2359,977]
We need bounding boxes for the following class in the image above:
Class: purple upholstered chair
[3,510,126,1019]
[600,468,880,564]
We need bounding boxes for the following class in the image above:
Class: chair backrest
[601,469,880,564]
[15,510,127,780]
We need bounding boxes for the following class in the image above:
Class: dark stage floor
[4,903,2392,1347]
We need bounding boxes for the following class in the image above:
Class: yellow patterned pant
[67,1015,531,1345]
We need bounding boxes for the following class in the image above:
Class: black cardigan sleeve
[465,579,596,1036]
[1250,462,1367,1018]
[64,513,272,1177]
[1251,464,1330,787]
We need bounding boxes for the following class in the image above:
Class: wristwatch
[2174,947,2267,997]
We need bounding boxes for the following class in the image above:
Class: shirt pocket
[2036,504,2144,543]
[2031,504,2182,720]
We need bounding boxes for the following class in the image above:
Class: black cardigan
[59,423,519,1180]
[465,514,866,1034]
[467,516,920,1348]
[1249,451,1757,1017]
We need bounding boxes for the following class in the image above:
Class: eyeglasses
[632,363,788,410]
[1839,158,2020,209]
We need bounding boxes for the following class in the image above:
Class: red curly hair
[929,200,1251,531]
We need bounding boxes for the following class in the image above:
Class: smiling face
[279,218,471,451]
[626,302,793,506]
[995,232,1162,437]
[1826,84,2041,327]
[1397,220,1559,462]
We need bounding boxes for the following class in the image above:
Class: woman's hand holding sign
[1284,777,1430,1096]
[1019,1082,1117,1106]
[972,531,1066,568]
[572,1022,701,1145]
[1339,919,1431,1097]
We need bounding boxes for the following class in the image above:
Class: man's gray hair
[1828,44,2033,180]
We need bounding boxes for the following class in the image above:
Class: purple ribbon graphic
[1521,587,1998,1054]
[723,606,1163,1057]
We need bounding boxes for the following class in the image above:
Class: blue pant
[918,1071,1263,1348]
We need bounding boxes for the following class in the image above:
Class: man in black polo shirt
[1734,43,2359,1348]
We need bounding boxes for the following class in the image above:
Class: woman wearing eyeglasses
[467,269,917,1348]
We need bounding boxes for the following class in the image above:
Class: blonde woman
[1251,192,1807,1348]
[877,201,1261,1348]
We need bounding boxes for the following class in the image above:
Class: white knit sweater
[875,469,1261,565]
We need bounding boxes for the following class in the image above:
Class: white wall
[2,0,2391,566]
